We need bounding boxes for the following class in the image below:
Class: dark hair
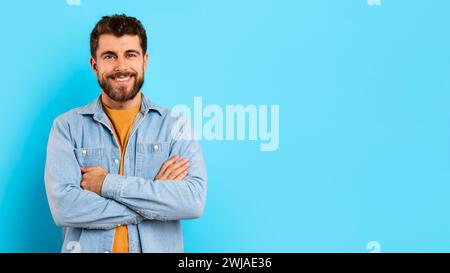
[90,14,147,58]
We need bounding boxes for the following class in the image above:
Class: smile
[110,75,134,84]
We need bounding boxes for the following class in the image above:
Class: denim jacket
[44,93,207,253]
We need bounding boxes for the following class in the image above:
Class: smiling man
[44,14,207,253]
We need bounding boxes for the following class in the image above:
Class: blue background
[1,0,450,252]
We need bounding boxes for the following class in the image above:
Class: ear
[143,52,149,72]
[90,57,99,77]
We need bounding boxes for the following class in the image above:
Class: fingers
[173,170,188,180]
[155,156,190,180]
[156,155,179,178]
[167,160,189,179]
[162,158,189,179]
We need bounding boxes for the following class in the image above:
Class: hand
[154,155,189,181]
[80,166,108,195]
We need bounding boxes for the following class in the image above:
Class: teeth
[115,76,130,82]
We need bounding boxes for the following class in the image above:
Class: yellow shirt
[102,103,141,253]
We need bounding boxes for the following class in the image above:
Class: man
[44,14,207,253]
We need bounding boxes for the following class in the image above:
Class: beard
[98,70,144,102]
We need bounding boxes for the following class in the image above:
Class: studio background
[1,0,450,252]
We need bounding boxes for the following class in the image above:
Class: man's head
[90,14,148,102]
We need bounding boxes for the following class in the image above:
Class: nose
[114,56,129,71]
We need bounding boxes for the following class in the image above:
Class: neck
[101,91,142,109]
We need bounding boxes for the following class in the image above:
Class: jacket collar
[76,92,163,116]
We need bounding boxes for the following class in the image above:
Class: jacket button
[114,159,119,165]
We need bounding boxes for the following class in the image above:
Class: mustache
[107,71,137,79]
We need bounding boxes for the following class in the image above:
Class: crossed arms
[44,117,207,230]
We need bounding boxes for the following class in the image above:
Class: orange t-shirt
[102,103,141,253]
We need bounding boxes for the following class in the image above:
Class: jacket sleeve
[44,117,144,230]
[100,117,207,221]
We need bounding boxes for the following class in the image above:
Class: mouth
[109,74,135,85]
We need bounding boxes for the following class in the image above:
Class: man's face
[90,34,148,102]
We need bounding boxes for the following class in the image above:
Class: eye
[104,55,115,60]
[127,53,137,58]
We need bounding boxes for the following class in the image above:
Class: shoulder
[52,106,88,128]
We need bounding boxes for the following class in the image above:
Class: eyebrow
[125,50,141,55]
[99,50,141,58]
[100,51,117,58]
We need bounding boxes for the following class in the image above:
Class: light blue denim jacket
[44,93,207,253]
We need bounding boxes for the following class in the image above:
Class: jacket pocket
[73,147,104,167]
[135,142,170,180]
